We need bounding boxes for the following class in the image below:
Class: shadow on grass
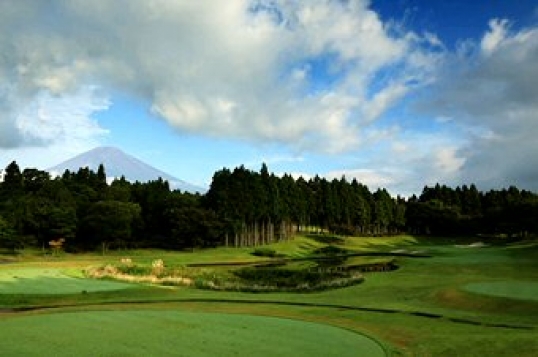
[305,234,346,245]
[2,297,534,331]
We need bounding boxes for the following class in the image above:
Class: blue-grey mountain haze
[48,146,205,193]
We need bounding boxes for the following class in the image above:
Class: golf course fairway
[464,281,538,301]
[0,268,136,294]
[0,310,386,357]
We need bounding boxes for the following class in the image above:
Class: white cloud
[0,0,437,155]
[278,125,468,197]
[326,168,396,188]
[361,83,409,123]
[418,19,538,191]
[481,19,509,55]
[424,32,444,48]
[13,0,538,195]
[16,87,109,145]
[0,86,109,169]
[434,147,465,174]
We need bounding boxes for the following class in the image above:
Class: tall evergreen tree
[1,161,23,199]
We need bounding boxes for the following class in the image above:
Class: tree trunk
[101,241,109,256]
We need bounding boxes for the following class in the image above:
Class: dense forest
[1,161,537,253]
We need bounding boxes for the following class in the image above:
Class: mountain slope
[48,146,205,193]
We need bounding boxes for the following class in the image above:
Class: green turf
[0,268,136,294]
[1,235,538,356]
[0,310,386,357]
[464,281,538,301]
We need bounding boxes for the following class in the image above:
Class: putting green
[0,310,386,357]
[0,268,135,294]
[464,281,538,301]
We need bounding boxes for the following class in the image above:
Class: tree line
[1,161,537,253]
[406,183,538,237]
[205,164,406,245]
[0,161,219,253]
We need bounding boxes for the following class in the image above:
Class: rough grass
[0,310,386,357]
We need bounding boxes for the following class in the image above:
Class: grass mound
[251,247,285,258]
[0,310,386,357]
[312,245,349,256]
[306,234,346,245]
[0,268,135,294]
[463,281,538,302]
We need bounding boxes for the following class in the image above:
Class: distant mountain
[48,146,205,193]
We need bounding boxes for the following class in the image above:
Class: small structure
[49,238,65,256]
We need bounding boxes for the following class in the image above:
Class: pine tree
[1,161,23,199]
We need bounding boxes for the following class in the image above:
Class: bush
[313,245,348,256]
[194,267,364,293]
[234,267,321,287]
[251,248,279,257]
[116,265,151,276]
[329,224,357,236]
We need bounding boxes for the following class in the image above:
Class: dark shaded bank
[186,250,431,268]
[1,298,533,330]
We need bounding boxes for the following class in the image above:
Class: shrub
[195,267,364,293]
[329,224,357,236]
[233,267,355,288]
[116,265,151,276]
[251,248,279,257]
[313,245,349,256]
[152,259,165,276]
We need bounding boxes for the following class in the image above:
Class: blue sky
[1,0,538,196]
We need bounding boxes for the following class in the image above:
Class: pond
[193,255,400,292]
[250,255,399,273]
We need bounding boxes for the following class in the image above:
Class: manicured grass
[341,234,419,251]
[1,235,538,356]
[0,268,136,294]
[0,310,386,357]
[464,281,538,301]
[267,235,327,258]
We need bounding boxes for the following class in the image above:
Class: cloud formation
[0,0,435,153]
[2,1,538,195]
[0,86,110,169]
[420,19,538,190]
[321,128,467,196]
